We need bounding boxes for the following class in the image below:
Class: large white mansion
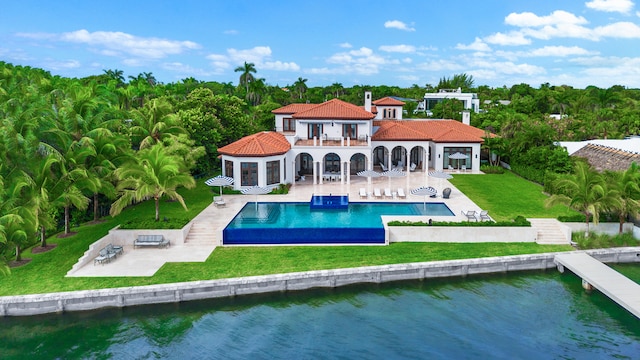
[218,92,489,190]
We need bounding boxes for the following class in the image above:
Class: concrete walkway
[68,170,488,277]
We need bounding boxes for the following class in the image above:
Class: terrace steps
[185,210,218,245]
[529,218,569,245]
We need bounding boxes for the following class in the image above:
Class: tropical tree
[604,163,640,233]
[545,161,619,236]
[234,61,256,94]
[293,77,308,100]
[110,144,196,221]
[129,98,186,149]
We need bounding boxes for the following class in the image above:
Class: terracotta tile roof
[371,120,490,143]
[373,97,405,106]
[218,131,291,157]
[293,98,375,120]
[272,103,319,114]
[572,143,640,172]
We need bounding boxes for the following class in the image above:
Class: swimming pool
[223,200,454,245]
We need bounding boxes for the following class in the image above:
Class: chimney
[462,110,471,126]
[364,91,372,112]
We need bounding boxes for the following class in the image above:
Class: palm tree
[129,98,186,149]
[234,62,257,94]
[545,161,619,236]
[605,163,640,234]
[293,77,308,100]
[103,69,125,86]
[110,144,196,221]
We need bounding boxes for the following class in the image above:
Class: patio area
[68,170,484,277]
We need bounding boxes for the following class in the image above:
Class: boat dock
[554,252,640,318]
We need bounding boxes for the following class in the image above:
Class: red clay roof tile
[373,97,405,106]
[218,131,291,157]
[293,98,375,120]
[272,103,319,114]
[372,120,490,143]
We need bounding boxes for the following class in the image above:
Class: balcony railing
[294,136,370,147]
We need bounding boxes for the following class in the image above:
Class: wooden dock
[554,252,640,319]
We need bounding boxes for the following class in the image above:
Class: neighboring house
[558,137,640,156]
[416,88,481,114]
[218,92,488,190]
[571,143,640,172]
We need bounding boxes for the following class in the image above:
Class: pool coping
[2,247,639,317]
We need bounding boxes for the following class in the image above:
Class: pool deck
[69,170,484,277]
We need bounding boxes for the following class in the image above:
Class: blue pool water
[223,201,454,245]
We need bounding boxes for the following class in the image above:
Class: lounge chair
[448,165,454,171]
[409,163,417,172]
[427,186,437,198]
[374,188,382,199]
[442,187,451,199]
[478,210,491,221]
[380,163,387,171]
[397,188,406,198]
[214,196,226,207]
[462,210,477,222]
[384,188,393,198]
[359,188,367,199]
[461,165,467,172]
[106,243,123,257]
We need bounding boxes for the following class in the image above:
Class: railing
[294,136,370,147]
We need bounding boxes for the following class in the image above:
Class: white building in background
[415,88,481,115]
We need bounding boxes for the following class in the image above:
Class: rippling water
[1,269,638,359]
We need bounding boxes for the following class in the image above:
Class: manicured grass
[0,172,578,296]
[449,171,579,221]
[0,242,573,296]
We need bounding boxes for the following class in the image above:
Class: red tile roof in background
[372,120,491,143]
[373,97,405,106]
[291,98,375,120]
[271,103,318,114]
[217,131,291,157]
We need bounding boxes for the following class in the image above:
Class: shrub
[119,217,191,229]
[572,232,640,249]
[480,165,505,174]
[388,216,530,227]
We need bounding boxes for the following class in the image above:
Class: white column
[346,161,351,184]
[313,160,318,185]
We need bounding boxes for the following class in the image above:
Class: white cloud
[586,0,634,14]
[262,61,300,71]
[594,21,640,38]
[223,30,239,35]
[339,42,352,48]
[379,44,416,53]
[469,59,546,76]
[456,37,491,51]
[397,75,420,82]
[47,59,81,70]
[504,10,588,27]
[206,46,299,73]
[384,20,415,32]
[484,31,531,46]
[65,30,200,58]
[161,62,214,77]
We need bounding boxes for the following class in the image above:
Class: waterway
[1,267,638,359]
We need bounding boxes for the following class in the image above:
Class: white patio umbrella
[411,186,437,211]
[448,152,469,170]
[205,175,234,199]
[428,170,453,191]
[241,185,273,210]
[382,169,405,188]
[357,169,382,193]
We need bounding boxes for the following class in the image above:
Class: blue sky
[2,0,640,88]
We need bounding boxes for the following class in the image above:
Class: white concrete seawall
[2,247,639,317]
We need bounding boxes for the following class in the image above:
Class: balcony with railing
[293,135,371,147]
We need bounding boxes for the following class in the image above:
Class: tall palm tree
[234,62,256,94]
[605,163,640,234]
[545,161,619,236]
[110,144,196,221]
[293,77,308,100]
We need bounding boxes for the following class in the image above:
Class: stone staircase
[528,218,569,245]
[184,212,218,246]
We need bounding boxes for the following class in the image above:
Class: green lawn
[0,172,576,296]
[450,171,579,221]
